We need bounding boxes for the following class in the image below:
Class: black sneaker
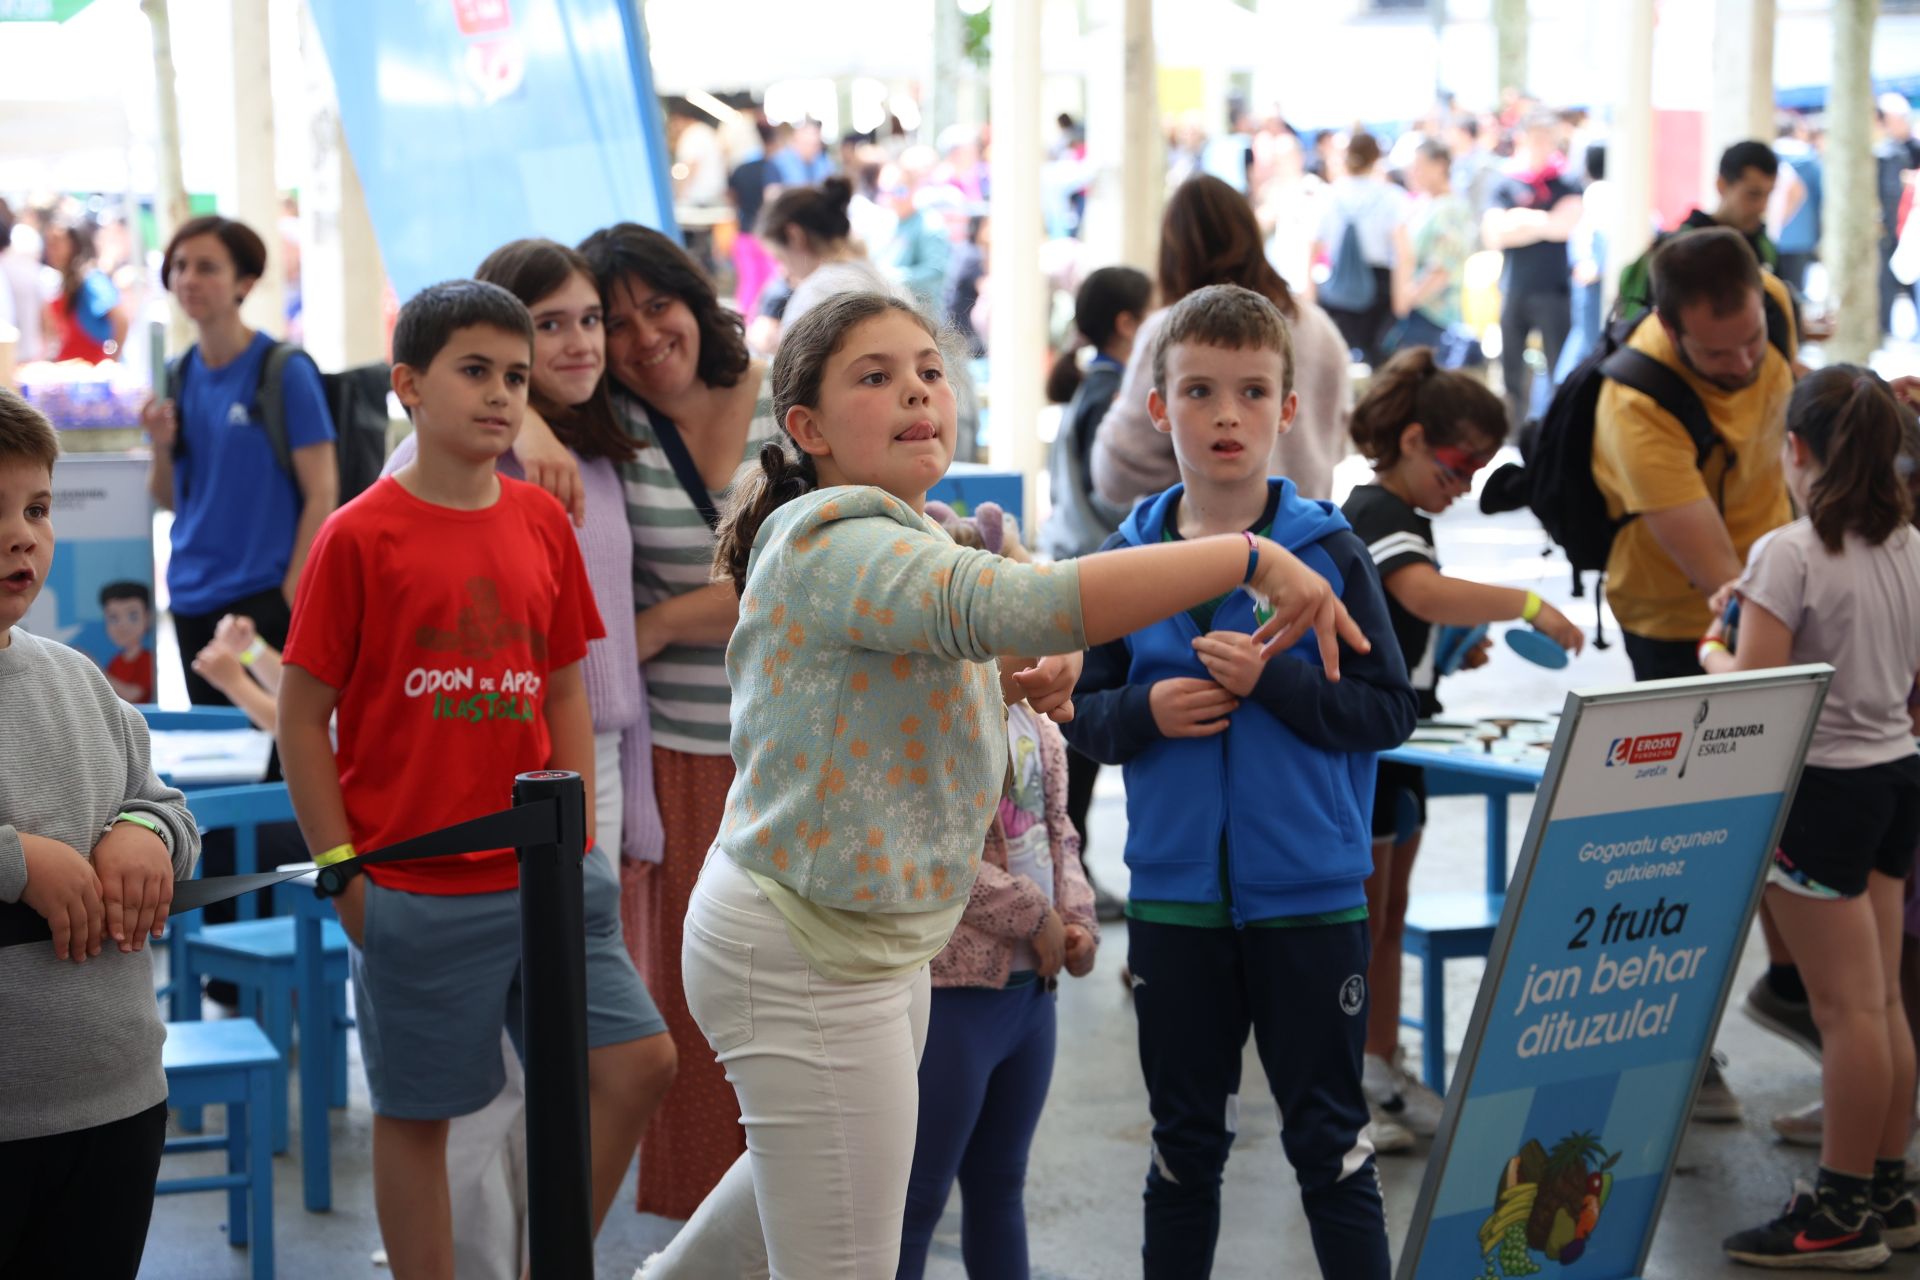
[1746,974,1823,1061]
[1724,1182,1890,1270]
[1873,1190,1920,1251]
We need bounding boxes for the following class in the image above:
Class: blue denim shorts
[350,849,666,1119]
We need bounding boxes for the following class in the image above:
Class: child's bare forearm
[278,669,352,856]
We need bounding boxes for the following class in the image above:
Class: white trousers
[444,733,618,1279]
[662,852,930,1280]
[593,729,622,875]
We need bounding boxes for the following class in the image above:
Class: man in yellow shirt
[1594,227,1797,680]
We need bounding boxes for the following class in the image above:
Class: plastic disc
[1504,627,1570,669]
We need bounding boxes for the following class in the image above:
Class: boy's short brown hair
[0,387,59,475]
[1151,283,1295,400]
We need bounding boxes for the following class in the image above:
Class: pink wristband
[1242,530,1260,584]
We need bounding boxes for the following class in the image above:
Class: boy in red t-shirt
[278,280,675,1277]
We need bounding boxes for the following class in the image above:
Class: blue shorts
[350,848,666,1120]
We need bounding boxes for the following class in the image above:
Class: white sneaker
[1363,1052,1444,1139]
[1368,1115,1416,1155]
[1691,1052,1743,1124]
[1772,1099,1823,1147]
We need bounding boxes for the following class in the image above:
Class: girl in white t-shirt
[1704,366,1920,1270]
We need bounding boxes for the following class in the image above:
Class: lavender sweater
[383,437,663,861]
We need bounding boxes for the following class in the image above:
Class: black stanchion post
[513,770,594,1278]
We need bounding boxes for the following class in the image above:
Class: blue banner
[308,0,677,300]
[1398,670,1830,1280]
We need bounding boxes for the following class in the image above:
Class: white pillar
[1825,0,1882,362]
[1605,0,1656,319]
[142,0,192,353]
[1706,0,1777,195]
[1079,0,1160,272]
[232,0,284,337]
[297,0,387,369]
[988,0,1046,515]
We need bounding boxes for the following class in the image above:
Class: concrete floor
[139,469,1920,1278]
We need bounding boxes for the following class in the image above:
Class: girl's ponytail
[1049,265,1153,406]
[713,440,818,595]
[1790,365,1914,551]
[1046,340,1086,405]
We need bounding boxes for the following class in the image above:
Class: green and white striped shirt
[618,372,780,754]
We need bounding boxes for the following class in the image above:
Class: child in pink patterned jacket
[897,502,1101,1280]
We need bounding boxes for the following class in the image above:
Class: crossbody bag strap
[642,399,720,530]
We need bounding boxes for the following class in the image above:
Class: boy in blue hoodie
[1063,284,1414,1279]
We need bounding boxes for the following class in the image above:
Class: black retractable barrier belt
[0,799,559,950]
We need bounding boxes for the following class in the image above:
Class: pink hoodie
[930,710,1100,988]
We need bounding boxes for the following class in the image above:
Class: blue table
[1379,739,1547,896]
[142,706,276,919]
[1379,734,1548,1092]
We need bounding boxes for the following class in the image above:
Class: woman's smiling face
[604,274,701,400]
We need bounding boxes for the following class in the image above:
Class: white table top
[151,727,274,787]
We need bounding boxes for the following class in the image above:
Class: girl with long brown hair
[644,289,1368,1277]
[1705,367,1920,1269]
[511,221,776,1219]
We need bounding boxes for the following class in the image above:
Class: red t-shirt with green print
[283,476,604,894]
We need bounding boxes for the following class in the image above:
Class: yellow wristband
[315,842,356,868]
[1522,591,1544,623]
[238,638,265,667]
[1697,638,1730,663]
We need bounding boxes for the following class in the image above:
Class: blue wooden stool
[1401,891,1504,1094]
[160,1019,278,1280]
[180,918,351,1159]
[170,783,351,1212]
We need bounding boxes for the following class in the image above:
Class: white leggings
[665,852,930,1280]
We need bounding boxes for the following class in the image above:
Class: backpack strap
[1762,291,1791,361]
[166,349,193,463]
[1598,348,1726,472]
[251,342,328,483]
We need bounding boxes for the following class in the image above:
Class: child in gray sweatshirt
[0,388,201,1279]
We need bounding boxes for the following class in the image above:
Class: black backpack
[1520,295,1790,637]
[169,343,392,504]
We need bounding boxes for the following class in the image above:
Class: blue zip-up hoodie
[1061,478,1416,923]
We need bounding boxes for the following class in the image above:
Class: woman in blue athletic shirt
[140,215,335,706]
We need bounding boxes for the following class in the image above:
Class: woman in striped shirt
[517,223,772,1219]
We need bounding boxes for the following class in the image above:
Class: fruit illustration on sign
[1472,1132,1618,1277]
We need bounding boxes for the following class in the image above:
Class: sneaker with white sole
[1774,1100,1824,1148]
[1693,1052,1744,1124]
[1873,1189,1920,1251]
[1363,1051,1446,1138]
[1724,1181,1889,1270]
[1367,1115,1415,1155]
